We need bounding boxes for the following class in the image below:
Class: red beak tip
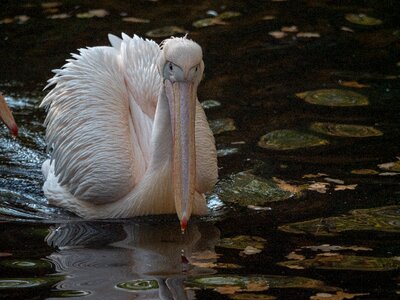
[11,125,18,137]
[180,217,188,234]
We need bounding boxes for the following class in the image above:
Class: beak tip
[180,217,188,234]
[10,124,18,137]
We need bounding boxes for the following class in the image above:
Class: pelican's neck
[148,86,173,171]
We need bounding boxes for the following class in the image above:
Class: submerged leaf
[278,254,400,271]
[378,160,400,172]
[218,235,266,251]
[146,26,186,38]
[345,13,383,26]
[219,172,295,206]
[209,118,236,134]
[310,122,383,138]
[296,89,368,107]
[279,205,400,236]
[258,129,329,151]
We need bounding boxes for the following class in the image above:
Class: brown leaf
[286,251,305,260]
[268,31,287,39]
[303,173,328,179]
[308,182,330,193]
[334,184,357,191]
[339,81,370,88]
[296,32,320,38]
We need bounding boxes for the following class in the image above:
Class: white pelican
[41,34,218,230]
[0,93,18,136]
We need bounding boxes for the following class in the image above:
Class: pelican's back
[41,35,161,204]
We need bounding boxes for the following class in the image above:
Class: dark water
[1,0,400,299]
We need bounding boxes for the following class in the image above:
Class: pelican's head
[0,93,18,136]
[158,37,204,232]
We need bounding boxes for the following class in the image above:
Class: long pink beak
[165,80,197,233]
[0,93,18,136]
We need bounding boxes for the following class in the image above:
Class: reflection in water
[45,221,219,300]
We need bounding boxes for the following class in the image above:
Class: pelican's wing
[41,34,161,204]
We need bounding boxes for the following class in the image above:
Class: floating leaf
[311,291,369,300]
[378,160,400,172]
[324,178,344,184]
[296,32,320,38]
[50,290,91,298]
[296,89,368,107]
[41,2,62,9]
[146,26,186,38]
[341,26,354,32]
[339,81,370,88]
[186,274,339,293]
[218,11,241,20]
[218,235,266,251]
[217,147,239,157]
[0,259,52,272]
[240,246,262,256]
[247,205,272,211]
[345,13,383,26]
[201,99,221,109]
[379,172,400,176]
[303,173,328,179]
[77,9,109,19]
[258,129,329,151]
[334,184,357,191]
[351,169,379,175]
[279,205,400,236]
[116,279,159,291]
[219,172,294,206]
[281,26,298,33]
[0,18,14,24]
[262,15,276,21]
[209,118,236,134]
[273,177,307,194]
[47,13,70,19]
[0,276,61,290]
[310,122,382,138]
[303,244,372,252]
[286,252,306,261]
[228,293,277,300]
[193,17,226,28]
[269,31,287,39]
[122,17,150,23]
[15,15,30,24]
[307,182,329,193]
[278,254,400,271]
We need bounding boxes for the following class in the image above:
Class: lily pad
[218,172,294,207]
[209,118,236,135]
[217,235,266,251]
[296,89,369,107]
[278,254,400,271]
[258,129,329,150]
[116,279,159,291]
[0,276,62,290]
[0,259,52,272]
[345,14,383,26]
[146,26,186,38]
[279,206,400,236]
[310,122,383,137]
[218,11,242,20]
[186,274,338,293]
[50,290,91,297]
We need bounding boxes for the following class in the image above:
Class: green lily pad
[0,259,52,272]
[217,235,266,250]
[279,206,400,236]
[186,274,338,293]
[0,276,62,290]
[146,26,186,38]
[50,290,91,297]
[296,89,369,107]
[310,122,383,137]
[278,255,400,271]
[258,129,329,151]
[209,118,236,135]
[116,279,159,291]
[193,17,226,28]
[218,11,242,20]
[345,14,383,26]
[218,172,294,206]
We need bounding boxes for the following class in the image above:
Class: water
[1,1,400,299]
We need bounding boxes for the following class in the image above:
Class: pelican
[0,93,18,136]
[41,34,218,230]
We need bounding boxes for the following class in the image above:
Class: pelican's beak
[0,94,18,136]
[165,80,197,233]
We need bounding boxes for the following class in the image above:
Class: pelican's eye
[169,63,174,71]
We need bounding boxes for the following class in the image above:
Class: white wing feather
[41,35,161,204]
